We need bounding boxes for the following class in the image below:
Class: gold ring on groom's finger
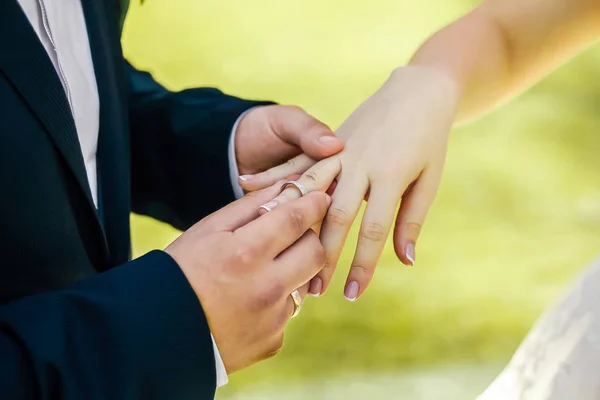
[290,289,302,318]
[280,181,308,197]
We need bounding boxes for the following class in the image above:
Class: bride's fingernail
[308,277,323,297]
[406,243,416,266]
[344,281,359,302]
[239,175,254,182]
[259,201,278,214]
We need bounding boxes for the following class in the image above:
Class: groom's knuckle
[360,222,387,242]
[286,208,306,235]
[312,119,331,132]
[265,335,285,359]
[301,234,326,268]
[285,104,304,114]
[303,233,326,265]
[233,244,259,267]
[325,206,350,227]
[250,282,284,313]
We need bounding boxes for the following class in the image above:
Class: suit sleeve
[126,61,274,230]
[0,251,217,400]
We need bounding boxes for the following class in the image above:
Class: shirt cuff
[211,334,228,388]
[228,108,257,200]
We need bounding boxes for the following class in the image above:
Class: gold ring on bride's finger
[290,289,302,318]
[280,180,307,197]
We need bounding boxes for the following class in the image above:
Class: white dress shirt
[17,0,242,388]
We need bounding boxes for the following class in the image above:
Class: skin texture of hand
[234,105,344,178]
[235,0,600,303]
[165,184,330,373]
[239,67,460,300]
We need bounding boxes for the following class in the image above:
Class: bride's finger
[345,182,401,301]
[393,166,442,266]
[258,156,341,214]
[238,153,317,192]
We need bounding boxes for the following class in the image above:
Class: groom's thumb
[270,105,344,160]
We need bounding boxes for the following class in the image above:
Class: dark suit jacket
[0,1,270,398]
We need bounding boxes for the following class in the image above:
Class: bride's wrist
[386,65,463,104]
[382,65,462,133]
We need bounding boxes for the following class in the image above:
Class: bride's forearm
[407,7,511,123]
[391,0,600,124]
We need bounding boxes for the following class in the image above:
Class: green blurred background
[121,1,600,398]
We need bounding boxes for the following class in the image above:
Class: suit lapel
[0,0,98,212]
[0,0,109,262]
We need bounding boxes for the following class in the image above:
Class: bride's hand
[239,66,461,300]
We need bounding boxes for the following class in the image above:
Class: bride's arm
[410,0,600,123]
[241,0,600,300]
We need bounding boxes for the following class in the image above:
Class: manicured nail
[406,243,416,266]
[308,277,323,297]
[344,281,359,302]
[259,201,278,214]
[239,175,254,182]
[318,136,338,143]
[259,202,277,212]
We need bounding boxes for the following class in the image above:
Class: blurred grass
[121,0,600,395]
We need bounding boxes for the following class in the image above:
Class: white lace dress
[478,256,600,400]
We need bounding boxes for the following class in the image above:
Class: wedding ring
[280,180,308,197]
[290,289,302,318]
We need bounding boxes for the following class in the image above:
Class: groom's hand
[165,183,330,373]
[234,105,343,178]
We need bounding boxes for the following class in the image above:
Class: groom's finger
[270,106,343,160]
[200,182,284,233]
[236,192,331,260]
